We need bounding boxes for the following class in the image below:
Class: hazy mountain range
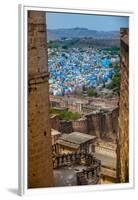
[47,27,120,41]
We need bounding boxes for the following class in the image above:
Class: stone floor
[94,153,116,169]
[54,164,87,187]
[53,153,116,187]
[94,153,117,181]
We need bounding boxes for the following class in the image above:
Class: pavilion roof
[60,132,96,145]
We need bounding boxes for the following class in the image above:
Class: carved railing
[53,152,101,185]
[76,165,101,185]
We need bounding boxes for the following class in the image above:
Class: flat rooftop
[60,132,96,145]
[54,165,88,187]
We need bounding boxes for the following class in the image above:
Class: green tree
[106,66,120,95]
[50,108,80,121]
[62,45,68,50]
[87,88,97,97]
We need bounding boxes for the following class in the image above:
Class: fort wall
[72,117,88,134]
[28,11,54,188]
[117,28,129,183]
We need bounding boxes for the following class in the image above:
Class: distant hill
[47,27,120,41]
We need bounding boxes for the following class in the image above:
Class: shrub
[50,108,81,121]
[87,88,98,97]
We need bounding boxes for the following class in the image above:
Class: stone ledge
[29,72,49,86]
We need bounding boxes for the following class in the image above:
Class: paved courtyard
[54,164,87,187]
[94,153,116,169]
[53,152,116,187]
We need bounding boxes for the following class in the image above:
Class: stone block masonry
[72,117,88,134]
[59,120,73,133]
[50,95,119,139]
[85,108,118,139]
[50,107,119,140]
[117,28,129,183]
[50,115,60,131]
[28,11,54,188]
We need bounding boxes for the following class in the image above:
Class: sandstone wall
[50,115,60,131]
[28,11,54,188]
[72,117,88,133]
[95,141,116,158]
[86,112,102,137]
[112,107,119,137]
[59,120,73,133]
[117,28,129,183]
[85,108,118,139]
[50,107,118,139]
[104,112,114,138]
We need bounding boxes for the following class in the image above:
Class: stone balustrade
[76,165,101,185]
[53,152,101,185]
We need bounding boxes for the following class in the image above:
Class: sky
[46,12,129,31]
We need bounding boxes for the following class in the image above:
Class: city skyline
[46,12,129,31]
